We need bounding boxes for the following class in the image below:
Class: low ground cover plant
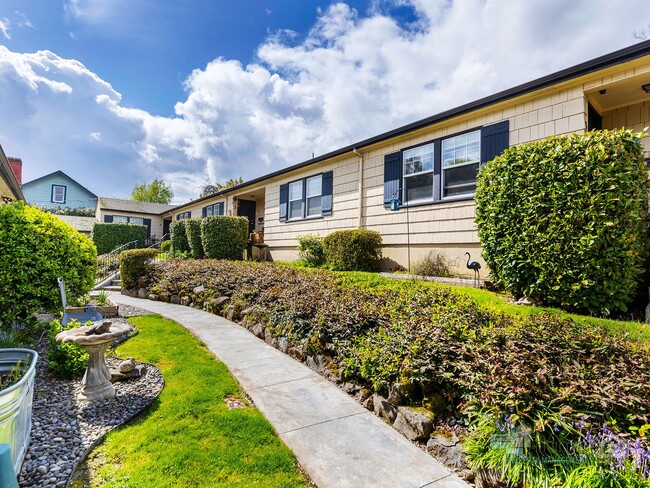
[145,260,650,485]
[475,129,649,315]
[47,319,88,379]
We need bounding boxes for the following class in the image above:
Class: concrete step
[102,285,122,292]
[112,279,122,286]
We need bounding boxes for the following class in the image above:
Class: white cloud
[14,11,34,29]
[0,18,11,40]
[1,1,648,204]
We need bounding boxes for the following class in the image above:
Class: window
[403,143,434,203]
[176,211,191,220]
[279,171,333,222]
[383,121,509,207]
[202,202,224,217]
[51,185,66,204]
[112,215,128,223]
[288,180,303,220]
[442,130,480,198]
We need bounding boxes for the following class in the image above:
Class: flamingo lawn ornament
[465,252,481,288]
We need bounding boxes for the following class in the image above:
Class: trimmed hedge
[201,216,248,260]
[323,229,382,271]
[475,129,649,315]
[170,220,189,254]
[93,222,147,254]
[184,218,204,259]
[119,248,159,289]
[0,203,97,325]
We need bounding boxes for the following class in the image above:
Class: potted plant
[0,348,38,475]
[250,231,263,244]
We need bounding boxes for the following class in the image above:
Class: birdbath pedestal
[55,321,134,401]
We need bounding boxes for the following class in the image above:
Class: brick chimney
[7,157,22,185]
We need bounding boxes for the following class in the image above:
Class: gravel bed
[116,304,151,318]
[19,318,164,488]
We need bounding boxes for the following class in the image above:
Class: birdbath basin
[55,321,135,401]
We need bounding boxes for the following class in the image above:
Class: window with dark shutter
[104,215,113,223]
[279,184,288,221]
[480,120,509,166]
[321,171,333,216]
[383,152,402,207]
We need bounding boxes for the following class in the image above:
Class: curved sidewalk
[108,292,468,488]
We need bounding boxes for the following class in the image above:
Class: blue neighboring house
[21,170,97,210]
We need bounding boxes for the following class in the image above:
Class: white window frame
[52,185,66,204]
[441,130,481,200]
[288,180,304,220]
[305,174,323,217]
[402,142,434,204]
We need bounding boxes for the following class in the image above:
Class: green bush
[323,229,382,271]
[120,248,159,289]
[297,234,325,266]
[184,218,204,259]
[475,129,649,315]
[170,220,190,254]
[93,222,147,254]
[201,216,248,260]
[160,240,172,253]
[47,319,89,379]
[0,203,97,326]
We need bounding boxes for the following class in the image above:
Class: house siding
[22,174,97,210]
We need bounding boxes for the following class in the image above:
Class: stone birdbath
[55,321,135,401]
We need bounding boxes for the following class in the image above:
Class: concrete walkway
[108,292,468,488]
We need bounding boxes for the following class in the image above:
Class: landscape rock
[362,395,374,411]
[426,433,467,470]
[264,328,274,345]
[193,285,205,294]
[137,288,148,299]
[158,293,169,302]
[277,337,289,353]
[147,294,158,301]
[252,323,265,338]
[355,387,372,403]
[474,469,514,488]
[388,382,413,405]
[118,358,136,373]
[373,394,397,424]
[180,296,191,306]
[393,406,433,441]
[288,347,305,361]
[170,295,180,304]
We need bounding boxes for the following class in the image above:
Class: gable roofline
[167,40,650,214]
[0,145,24,202]
[22,170,98,198]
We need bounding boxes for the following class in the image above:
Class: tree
[200,176,244,198]
[130,179,174,204]
[632,24,650,41]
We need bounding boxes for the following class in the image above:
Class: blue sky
[0,1,648,203]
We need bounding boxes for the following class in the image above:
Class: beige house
[160,41,650,273]
[95,197,175,242]
[0,145,24,204]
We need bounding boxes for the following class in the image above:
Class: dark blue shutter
[481,121,509,166]
[104,215,113,223]
[433,140,442,201]
[279,184,288,222]
[202,206,207,217]
[143,218,152,237]
[383,151,402,207]
[218,202,224,215]
[321,171,333,216]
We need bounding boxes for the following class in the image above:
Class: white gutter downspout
[353,148,363,228]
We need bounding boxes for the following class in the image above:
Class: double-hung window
[176,211,191,220]
[403,143,434,203]
[442,130,480,198]
[279,171,333,222]
[202,202,224,217]
[52,185,66,204]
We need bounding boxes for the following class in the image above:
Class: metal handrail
[95,240,139,285]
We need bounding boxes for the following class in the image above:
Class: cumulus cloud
[1,1,648,203]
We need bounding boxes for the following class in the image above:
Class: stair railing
[95,240,139,285]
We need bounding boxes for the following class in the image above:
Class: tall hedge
[475,129,649,314]
[323,229,383,271]
[0,203,97,325]
[93,222,147,254]
[119,248,159,289]
[201,216,248,260]
[184,218,204,259]
[170,220,190,254]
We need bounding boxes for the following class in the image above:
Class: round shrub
[475,129,649,314]
[119,248,159,289]
[323,229,382,271]
[170,220,190,254]
[297,234,325,266]
[184,218,204,259]
[201,216,248,260]
[93,222,147,254]
[0,203,97,325]
[160,240,172,253]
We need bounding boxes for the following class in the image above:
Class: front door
[237,199,256,235]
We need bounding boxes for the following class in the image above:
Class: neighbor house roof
[22,170,98,198]
[98,197,176,215]
[0,144,24,202]
[54,215,96,233]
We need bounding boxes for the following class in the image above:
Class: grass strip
[74,314,309,488]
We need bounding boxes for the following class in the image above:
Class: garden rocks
[426,433,467,471]
[137,288,148,299]
[372,394,397,424]
[180,296,191,306]
[388,382,413,405]
[393,407,433,441]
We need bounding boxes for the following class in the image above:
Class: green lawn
[333,270,650,345]
[72,314,309,488]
